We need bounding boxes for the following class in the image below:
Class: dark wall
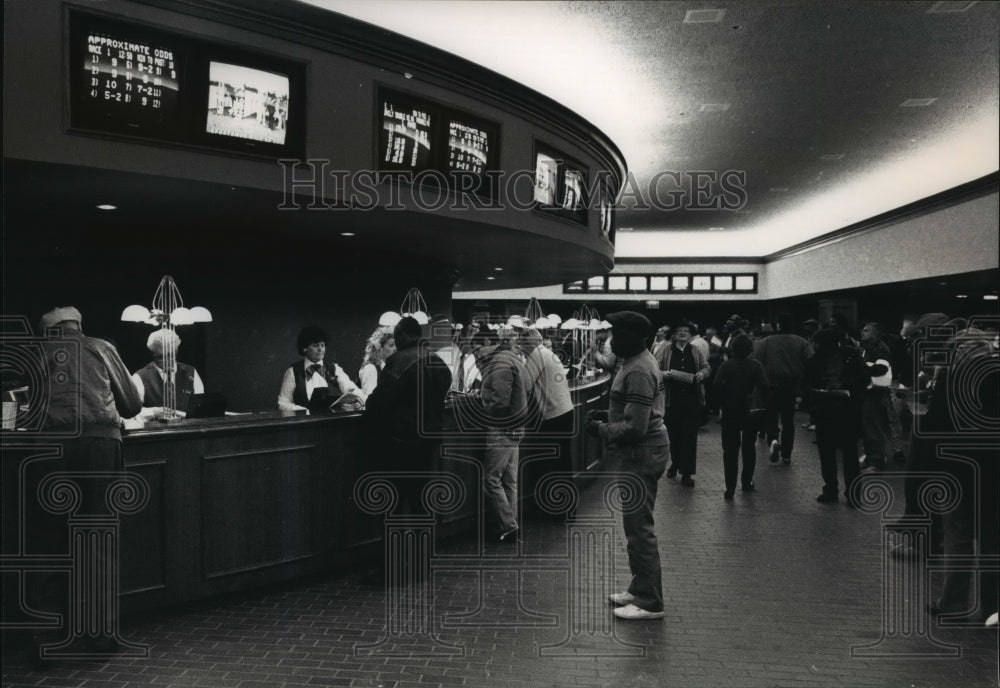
[4,227,454,411]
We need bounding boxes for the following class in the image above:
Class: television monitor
[197,52,304,157]
[563,169,585,211]
[378,90,435,171]
[70,13,186,139]
[447,114,499,174]
[533,152,558,206]
[205,62,289,145]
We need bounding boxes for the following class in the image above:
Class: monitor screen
[448,118,491,174]
[379,91,434,171]
[534,152,558,206]
[206,62,290,145]
[71,15,184,136]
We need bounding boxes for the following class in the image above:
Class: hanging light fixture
[120,275,212,421]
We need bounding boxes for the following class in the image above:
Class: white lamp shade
[561,318,580,330]
[546,313,563,324]
[506,315,525,328]
[535,317,552,329]
[121,305,151,322]
[411,310,429,325]
[588,318,602,330]
[190,306,213,323]
[600,320,612,329]
[170,307,195,326]
[378,311,402,327]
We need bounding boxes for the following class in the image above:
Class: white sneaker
[608,591,636,606]
[613,604,665,620]
[768,440,780,463]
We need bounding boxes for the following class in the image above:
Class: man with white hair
[132,329,204,413]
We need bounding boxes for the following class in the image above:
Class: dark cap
[606,311,652,338]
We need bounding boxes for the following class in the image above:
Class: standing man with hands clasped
[586,311,669,621]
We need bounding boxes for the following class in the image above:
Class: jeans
[721,411,758,492]
[484,429,521,534]
[665,400,700,476]
[860,389,892,465]
[617,443,669,612]
[765,380,799,459]
[815,409,860,497]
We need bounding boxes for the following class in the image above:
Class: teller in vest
[277,325,366,411]
[132,329,205,414]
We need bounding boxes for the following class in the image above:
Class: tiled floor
[4,415,998,687]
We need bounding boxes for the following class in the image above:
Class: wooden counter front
[113,374,611,613]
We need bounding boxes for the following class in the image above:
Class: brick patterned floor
[4,414,998,687]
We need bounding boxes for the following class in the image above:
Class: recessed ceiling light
[708,227,726,231]
[984,294,999,301]
[901,98,937,107]
[956,294,968,299]
[340,232,355,236]
[486,276,496,281]
[820,154,845,161]
[699,102,730,112]
[927,1,978,13]
[494,267,503,271]
[96,204,117,210]
[618,227,635,232]
[684,9,726,23]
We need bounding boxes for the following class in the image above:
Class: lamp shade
[411,310,429,325]
[561,318,580,330]
[378,311,402,327]
[190,306,213,323]
[546,313,563,324]
[121,305,151,322]
[170,307,195,326]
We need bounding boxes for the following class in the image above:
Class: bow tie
[307,363,326,377]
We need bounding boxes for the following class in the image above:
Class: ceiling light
[618,227,634,232]
[494,267,503,271]
[340,232,355,236]
[708,227,725,231]
[683,9,726,23]
[901,98,937,107]
[984,295,998,301]
[820,154,845,161]
[699,102,730,112]
[956,294,968,299]
[486,276,496,281]
[770,187,789,193]
[96,204,117,210]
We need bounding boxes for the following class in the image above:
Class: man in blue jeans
[587,311,669,620]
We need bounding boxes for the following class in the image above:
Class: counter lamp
[120,275,212,421]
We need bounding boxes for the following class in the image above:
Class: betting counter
[112,373,610,614]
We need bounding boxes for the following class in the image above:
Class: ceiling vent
[927,1,978,13]
[683,9,726,23]
[900,98,938,107]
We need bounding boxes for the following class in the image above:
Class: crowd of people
[25,304,997,643]
[584,309,997,624]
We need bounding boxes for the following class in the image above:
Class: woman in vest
[277,325,366,411]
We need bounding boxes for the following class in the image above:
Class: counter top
[123,373,610,442]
